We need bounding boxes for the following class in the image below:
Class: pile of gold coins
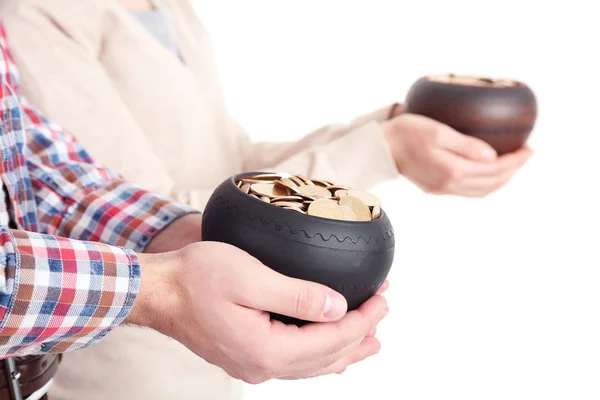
[235,173,382,221]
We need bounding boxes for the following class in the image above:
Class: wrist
[124,251,182,334]
[380,118,404,172]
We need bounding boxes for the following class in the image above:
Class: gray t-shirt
[131,9,182,59]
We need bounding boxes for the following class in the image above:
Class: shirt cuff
[57,181,200,252]
[0,228,141,358]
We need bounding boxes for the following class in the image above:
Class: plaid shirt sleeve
[23,100,198,252]
[0,227,140,357]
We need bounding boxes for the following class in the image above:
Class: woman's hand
[381,113,532,197]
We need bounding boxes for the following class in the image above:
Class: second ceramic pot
[403,74,538,155]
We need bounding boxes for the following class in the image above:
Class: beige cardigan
[0,0,400,399]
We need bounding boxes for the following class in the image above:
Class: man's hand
[128,241,388,383]
[381,113,533,197]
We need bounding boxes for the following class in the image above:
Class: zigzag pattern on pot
[211,196,394,245]
[334,282,383,292]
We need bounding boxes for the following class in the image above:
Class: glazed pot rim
[228,172,388,226]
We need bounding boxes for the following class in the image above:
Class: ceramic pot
[201,172,395,325]
[403,74,537,155]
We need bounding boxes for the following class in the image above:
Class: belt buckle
[3,358,23,400]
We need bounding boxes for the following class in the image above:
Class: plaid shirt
[0,19,197,358]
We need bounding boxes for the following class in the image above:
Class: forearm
[241,103,402,190]
[242,103,400,172]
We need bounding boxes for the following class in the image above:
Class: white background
[192,1,599,399]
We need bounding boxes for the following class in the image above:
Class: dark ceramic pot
[201,172,395,325]
[403,74,538,155]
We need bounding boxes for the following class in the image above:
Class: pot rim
[420,74,530,89]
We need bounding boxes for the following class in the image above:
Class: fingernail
[481,148,497,160]
[323,291,347,319]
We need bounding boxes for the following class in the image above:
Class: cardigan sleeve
[232,105,401,190]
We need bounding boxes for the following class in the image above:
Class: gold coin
[275,179,300,193]
[372,205,381,219]
[326,185,351,192]
[346,190,382,207]
[295,174,314,185]
[338,196,371,221]
[240,183,251,194]
[289,176,305,187]
[271,195,304,202]
[335,189,349,199]
[248,172,291,180]
[311,179,333,187]
[249,194,259,199]
[250,183,287,198]
[308,199,344,220]
[260,196,271,203]
[236,180,243,188]
[340,206,357,221]
[297,193,317,201]
[298,185,331,198]
[273,201,305,208]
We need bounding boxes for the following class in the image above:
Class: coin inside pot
[202,172,395,325]
[234,173,383,221]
